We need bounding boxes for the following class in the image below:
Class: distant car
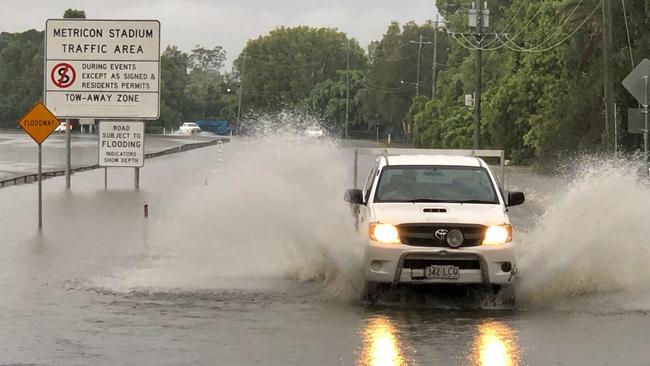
[54,121,72,133]
[179,122,201,135]
[305,125,324,138]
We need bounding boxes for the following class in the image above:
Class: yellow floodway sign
[18,102,60,144]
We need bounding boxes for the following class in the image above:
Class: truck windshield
[374,166,499,204]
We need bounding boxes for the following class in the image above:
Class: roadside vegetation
[0,1,647,167]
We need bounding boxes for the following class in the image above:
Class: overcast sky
[5,0,438,69]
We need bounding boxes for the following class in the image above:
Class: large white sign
[99,121,145,167]
[45,19,160,119]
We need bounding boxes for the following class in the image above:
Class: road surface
[1,134,648,365]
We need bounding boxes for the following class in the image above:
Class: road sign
[44,19,160,119]
[51,62,76,88]
[99,121,145,167]
[622,58,650,106]
[627,109,645,133]
[18,102,60,144]
[623,59,650,170]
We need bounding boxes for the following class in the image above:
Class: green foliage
[63,9,86,18]
[2,2,650,167]
[360,21,449,137]
[156,45,235,130]
[0,30,43,128]
[234,26,366,113]
[301,69,366,132]
[410,0,650,166]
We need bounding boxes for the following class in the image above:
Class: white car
[54,121,72,133]
[179,122,201,135]
[344,149,525,301]
[304,125,324,138]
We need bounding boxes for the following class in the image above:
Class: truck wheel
[363,281,389,305]
[499,285,516,307]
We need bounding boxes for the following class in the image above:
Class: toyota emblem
[434,229,448,240]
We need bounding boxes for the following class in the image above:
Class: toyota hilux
[344,149,525,301]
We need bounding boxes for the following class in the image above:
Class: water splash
[93,113,363,300]
[517,156,650,312]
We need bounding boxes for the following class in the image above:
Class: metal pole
[236,50,246,132]
[415,35,423,97]
[353,148,359,188]
[602,0,614,150]
[38,143,42,229]
[134,167,140,191]
[65,120,71,189]
[432,14,439,99]
[345,39,350,139]
[104,167,107,190]
[614,103,618,153]
[474,1,483,150]
[643,75,650,170]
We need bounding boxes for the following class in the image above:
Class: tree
[359,21,447,137]
[301,69,366,133]
[0,30,43,128]
[234,27,366,113]
[63,9,86,18]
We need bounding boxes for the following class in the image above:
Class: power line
[497,1,601,53]
[363,80,413,91]
[500,0,586,52]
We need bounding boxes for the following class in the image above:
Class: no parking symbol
[50,62,76,88]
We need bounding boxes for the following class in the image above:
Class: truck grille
[403,258,481,270]
[397,223,486,248]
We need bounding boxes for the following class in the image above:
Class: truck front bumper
[364,241,518,285]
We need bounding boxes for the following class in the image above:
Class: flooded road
[0,131,203,180]
[1,135,649,365]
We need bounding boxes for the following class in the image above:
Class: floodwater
[1,132,650,365]
[0,131,200,180]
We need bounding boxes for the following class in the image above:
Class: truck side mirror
[344,189,364,205]
[507,191,525,207]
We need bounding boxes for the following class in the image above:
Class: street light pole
[345,39,350,139]
[432,14,439,99]
[473,1,485,150]
[410,36,432,98]
[236,50,246,131]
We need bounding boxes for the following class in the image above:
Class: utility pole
[432,14,439,99]
[410,35,432,98]
[236,49,246,131]
[602,0,614,150]
[473,1,485,150]
[345,39,350,139]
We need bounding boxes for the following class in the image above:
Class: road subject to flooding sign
[98,121,144,167]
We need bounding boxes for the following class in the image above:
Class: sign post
[622,58,650,172]
[17,102,60,229]
[44,19,160,190]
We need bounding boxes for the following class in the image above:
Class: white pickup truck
[344,148,524,302]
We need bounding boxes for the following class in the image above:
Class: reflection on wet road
[359,316,407,366]
[470,321,519,366]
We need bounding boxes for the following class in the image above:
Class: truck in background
[195,120,231,135]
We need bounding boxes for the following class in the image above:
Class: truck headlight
[482,225,513,246]
[369,223,400,244]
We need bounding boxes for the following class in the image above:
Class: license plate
[425,265,460,279]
